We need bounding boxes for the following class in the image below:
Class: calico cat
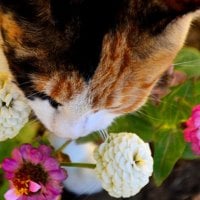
[0,0,200,195]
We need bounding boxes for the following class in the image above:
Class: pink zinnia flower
[2,144,67,200]
[184,105,200,155]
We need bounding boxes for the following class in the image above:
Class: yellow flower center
[13,178,30,195]
[134,153,145,167]
[13,162,48,195]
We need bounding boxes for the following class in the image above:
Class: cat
[0,0,200,195]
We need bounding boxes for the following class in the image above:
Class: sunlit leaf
[109,114,154,141]
[153,130,186,186]
[182,143,200,160]
[15,121,41,143]
[174,47,200,77]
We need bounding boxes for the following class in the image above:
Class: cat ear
[0,0,51,22]
[134,0,200,34]
[164,0,200,13]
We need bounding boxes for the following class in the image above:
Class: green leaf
[76,132,101,143]
[15,121,41,143]
[0,139,19,163]
[174,47,200,77]
[109,114,154,141]
[0,170,8,199]
[153,130,186,186]
[182,143,200,160]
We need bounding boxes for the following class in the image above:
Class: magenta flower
[184,105,200,155]
[2,144,67,200]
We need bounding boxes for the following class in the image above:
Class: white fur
[28,90,117,139]
[49,134,102,195]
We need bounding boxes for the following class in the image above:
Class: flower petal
[49,169,67,181]
[4,189,21,200]
[184,105,200,155]
[43,157,59,171]
[4,172,15,180]
[29,149,43,164]
[45,181,63,195]
[2,158,19,172]
[38,145,52,156]
[26,194,43,200]
[19,144,32,161]
[43,188,61,200]
[11,148,23,163]
[29,181,41,193]
[16,196,24,200]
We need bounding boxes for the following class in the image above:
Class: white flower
[0,72,31,141]
[94,132,153,198]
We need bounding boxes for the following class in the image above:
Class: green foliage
[174,47,200,77]
[109,114,154,141]
[153,130,185,186]
[0,171,8,199]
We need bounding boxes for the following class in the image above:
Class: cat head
[0,0,200,139]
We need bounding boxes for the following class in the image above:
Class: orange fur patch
[33,72,86,103]
[0,13,23,45]
[89,17,189,114]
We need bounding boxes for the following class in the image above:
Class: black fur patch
[0,0,39,22]
[132,0,200,35]
[50,0,124,80]
[1,0,125,81]
[28,91,62,109]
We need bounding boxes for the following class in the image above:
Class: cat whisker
[136,109,162,122]
[144,81,192,121]
[98,130,106,141]
[173,59,200,66]
[175,64,200,67]
[102,129,109,139]
[107,94,142,99]
[26,91,42,98]
[14,80,33,86]
[102,130,106,140]
[98,129,109,141]
[147,96,178,109]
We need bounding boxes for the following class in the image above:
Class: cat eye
[47,97,62,109]
[29,92,62,109]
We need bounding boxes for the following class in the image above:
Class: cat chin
[52,109,117,139]
[29,98,117,140]
[48,134,102,195]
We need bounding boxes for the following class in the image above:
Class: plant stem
[55,140,71,154]
[60,162,96,169]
